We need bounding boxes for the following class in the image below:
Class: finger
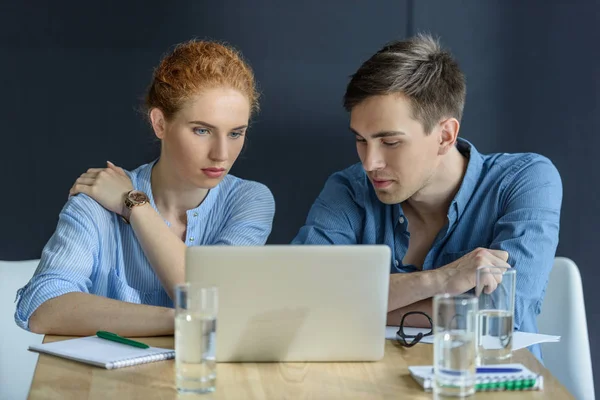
[69,184,92,197]
[493,272,503,284]
[481,265,506,284]
[79,172,100,179]
[478,264,507,286]
[487,249,509,263]
[483,273,498,294]
[75,177,95,185]
[485,253,511,270]
[107,161,127,176]
[476,269,499,295]
[86,168,104,174]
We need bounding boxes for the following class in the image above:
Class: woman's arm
[128,204,186,299]
[127,180,275,299]
[15,193,174,337]
[70,163,275,300]
[29,292,174,336]
[68,162,187,299]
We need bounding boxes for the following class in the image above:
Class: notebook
[28,336,175,369]
[409,363,544,392]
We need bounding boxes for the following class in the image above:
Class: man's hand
[69,161,134,216]
[439,248,511,295]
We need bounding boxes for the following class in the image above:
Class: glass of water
[476,267,516,364]
[433,294,478,397]
[175,283,218,394]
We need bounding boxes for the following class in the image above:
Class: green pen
[96,331,150,349]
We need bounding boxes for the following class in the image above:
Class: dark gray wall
[1,0,597,390]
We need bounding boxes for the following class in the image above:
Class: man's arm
[291,171,362,245]
[29,293,174,336]
[293,170,514,325]
[292,172,438,324]
[489,157,562,331]
[387,270,441,313]
[386,247,510,326]
[388,157,562,331]
[387,248,510,312]
[386,298,433,327]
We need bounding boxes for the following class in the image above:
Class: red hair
[145,40,259,120]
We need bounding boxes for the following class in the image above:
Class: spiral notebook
[409,363,544,392]
[28,336,175,369]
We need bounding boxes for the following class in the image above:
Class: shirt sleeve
[212,181,276,245]
[291,172,363,244]
[14,194,101,330]
[490,156,562,332]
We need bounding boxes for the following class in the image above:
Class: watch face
[129,191,148,205]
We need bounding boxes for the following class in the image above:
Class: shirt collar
[393,137,484,226]
[448,137,484,223]
[133,159,220,227]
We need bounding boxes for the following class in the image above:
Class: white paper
[386,326,560,350]
[512,331,560,350]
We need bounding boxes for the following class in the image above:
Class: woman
[15,40,275,336]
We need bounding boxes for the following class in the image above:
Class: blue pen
[476,367,522,373]
[434,367,522,375]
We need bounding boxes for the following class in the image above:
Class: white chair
[538,257,595,400]
[0,260,43,400]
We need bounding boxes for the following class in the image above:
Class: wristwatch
[121,190,149,224]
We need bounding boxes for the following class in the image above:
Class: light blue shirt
[292,139,562,360]
[15,160,275,330]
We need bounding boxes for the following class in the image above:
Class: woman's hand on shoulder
[69,161,133,216]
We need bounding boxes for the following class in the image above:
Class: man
[292,34,562,360]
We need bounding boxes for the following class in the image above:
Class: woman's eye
[193,128,209,135]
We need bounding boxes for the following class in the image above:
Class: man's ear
[438,117,460,155]
[149,108,167,140]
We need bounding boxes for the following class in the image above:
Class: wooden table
[28,336,573,399]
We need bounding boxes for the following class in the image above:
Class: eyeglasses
[396,311,433,347]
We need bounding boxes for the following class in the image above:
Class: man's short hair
[344,33,466,134]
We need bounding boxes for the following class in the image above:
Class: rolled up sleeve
[292,172,363,245]
[490,156,562,333]
[14,195,99,330]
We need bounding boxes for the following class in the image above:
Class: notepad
[409,363,544,392]
[28,336,175,369]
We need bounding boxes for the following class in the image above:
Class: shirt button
[193,212,198,217]
[398,216,405,224]
[394,259,399,267]
[189,237,195,242]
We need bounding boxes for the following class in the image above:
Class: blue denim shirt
[293,139,562,360]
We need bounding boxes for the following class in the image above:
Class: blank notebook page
[29,336,175,369]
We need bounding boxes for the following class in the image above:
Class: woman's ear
[149,108,167,140]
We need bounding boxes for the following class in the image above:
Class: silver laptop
[185,245,390,362]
